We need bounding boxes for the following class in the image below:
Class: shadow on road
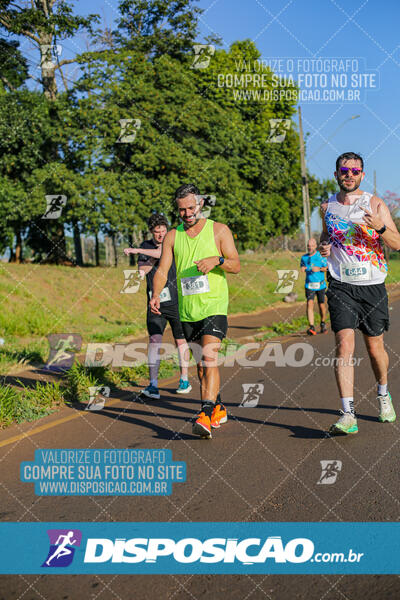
[78,392,378,441]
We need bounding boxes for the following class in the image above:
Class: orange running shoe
[192,411,212,438]
[211,403,228,429]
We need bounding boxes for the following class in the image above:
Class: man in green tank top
[150,184,241,439]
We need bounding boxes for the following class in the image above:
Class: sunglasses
[339,167,362,176]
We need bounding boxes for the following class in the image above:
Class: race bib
[181,275,210,296]
[308,281,321,290]
[340,263,372,283]
[149,287,171,302]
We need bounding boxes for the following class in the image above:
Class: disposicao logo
[83,536,314,564]
[42,529,82,567]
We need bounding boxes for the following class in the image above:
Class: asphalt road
[1,300,400,599]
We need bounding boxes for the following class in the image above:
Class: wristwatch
[218,256,225,265]
[376,225,387,235]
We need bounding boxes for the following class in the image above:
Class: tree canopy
[0,0,333,262]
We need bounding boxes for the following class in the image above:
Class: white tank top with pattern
[324,192,387,285]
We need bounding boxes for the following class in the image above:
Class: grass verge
[0,315,322,428]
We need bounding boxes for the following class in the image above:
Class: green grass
[254,316,315,341]
[1,250,400,379]
[0,339,48,374]
[0,381,64,428]
[0,253,305,350]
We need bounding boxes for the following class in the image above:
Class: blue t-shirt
[300,251,327,290]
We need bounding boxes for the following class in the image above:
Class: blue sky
[14,0,400,226]
[193,0,400,200]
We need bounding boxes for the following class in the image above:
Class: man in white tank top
[320,152,400,435]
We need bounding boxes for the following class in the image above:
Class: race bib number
[340,263,372,283]
[308,281,321,290]
[149,287,171,302]
[181,275,210,296]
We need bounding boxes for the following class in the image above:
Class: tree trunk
[39,35,58,101]
[73,222,83,266]
[51,223,66,265]
[283,235,289,251]
[95,233,100,266]
[15,230,23,263]
[112,233,118,267]
[128,233,135,266]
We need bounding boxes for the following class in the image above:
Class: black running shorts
[147,304,185,339]
[181,315,228,342]
[326,276,389,336]
[305,287,326,303]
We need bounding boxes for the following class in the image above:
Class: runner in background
[300,237,328,335]
[150,184,240,439]
[124,214,191,399]
[320,152,400,435]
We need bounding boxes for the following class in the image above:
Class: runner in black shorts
[320,151,400,435]
[300,237,328,335]
[150,184,241,439]
[181,315,228,343]
[124,214,191,399]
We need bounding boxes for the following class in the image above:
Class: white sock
[150,379,158,388]
[341,397,354,414]
[180,374,188,382]
[377,383,388,396]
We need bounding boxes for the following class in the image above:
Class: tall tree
[0,90,53,260]
[0,37,28,91]
[111,0,202,58]
[0,0,99,263]
[0,0,98,99]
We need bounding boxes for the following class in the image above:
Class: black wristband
[218,256,225,265]
[376,225,387,235]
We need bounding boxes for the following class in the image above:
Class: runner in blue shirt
[300,238,328,335]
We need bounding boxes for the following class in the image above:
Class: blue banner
[0,522,399,574]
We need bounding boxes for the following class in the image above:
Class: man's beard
[182,212,201,229]
[338,179,360,193]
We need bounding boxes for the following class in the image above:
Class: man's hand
[123,248,139,256]
[194,256,219,275]
[149,295,161,315]
[361,205,384,231]
[319,241,331,257]
[311,266,320,272]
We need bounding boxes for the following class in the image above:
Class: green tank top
[174,219,229,321]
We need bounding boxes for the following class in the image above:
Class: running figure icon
[45,531,77,566]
